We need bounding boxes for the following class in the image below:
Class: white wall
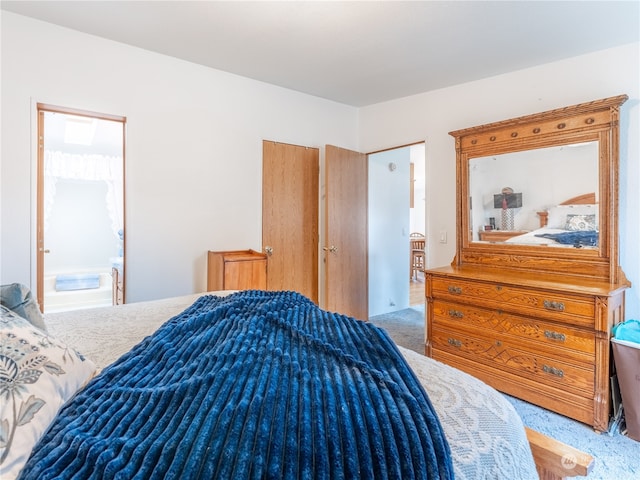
[368,147,411,316]
[1,12,358,302]
[359,43,640,319]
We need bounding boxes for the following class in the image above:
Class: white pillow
[565,214,597,231]
[0,306,97,479]
[546,204,598,229]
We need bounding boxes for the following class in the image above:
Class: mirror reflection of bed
[480,192,599,248]
[468,141,598,247]
[505,192,598,247]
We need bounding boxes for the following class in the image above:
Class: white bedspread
[45,293,537,480]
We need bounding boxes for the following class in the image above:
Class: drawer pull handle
[543,365,564,378]
[448,286,462,295]
[448,309,464,318]
[544,330,566,342]
[447,338,462,348]
[543,300,565,312]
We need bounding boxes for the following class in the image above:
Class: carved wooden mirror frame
[449,95,628,283]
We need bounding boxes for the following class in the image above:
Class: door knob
[264,246,273,256]
[322,245,338,253]
[39,248,51,253]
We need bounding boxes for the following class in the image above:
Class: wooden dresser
[207,250,267,291]
[426,95,630,432]
[426,265,626,431]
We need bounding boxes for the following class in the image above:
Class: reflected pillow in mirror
[565,214,597,231]
[546,204,598,229]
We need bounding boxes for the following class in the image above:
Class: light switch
[439,231,447,243]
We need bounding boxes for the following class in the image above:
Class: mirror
[469,141,599,247]
[449,95,627,282]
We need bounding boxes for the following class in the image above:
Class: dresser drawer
[430,277,595,327]
[431,300,595,361]
[430,326,595,396]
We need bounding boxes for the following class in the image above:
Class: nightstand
[207,250,267,291]
[478,230,528,242]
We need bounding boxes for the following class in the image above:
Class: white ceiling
[3,1,638,107]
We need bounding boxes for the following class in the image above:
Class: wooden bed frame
[527,427,594,479]
[537,192,596,227]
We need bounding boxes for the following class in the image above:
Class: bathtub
[44,271,113,313]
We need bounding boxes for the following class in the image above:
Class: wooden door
[324,145,368,320]
[262,141,319,303]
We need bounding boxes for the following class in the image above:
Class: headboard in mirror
[449,95,627,283]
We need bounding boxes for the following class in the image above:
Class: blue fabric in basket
[20,290,453,480]
[613,319,640,344]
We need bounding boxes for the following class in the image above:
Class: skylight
[64,116,97,146]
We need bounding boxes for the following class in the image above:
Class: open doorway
[368,143,425,316]
[37,104,126,313]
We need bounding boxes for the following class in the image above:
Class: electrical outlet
[439,231,447,243]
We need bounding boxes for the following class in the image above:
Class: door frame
[367,140,427,291]
[321,140,428,319]
[36,103,127,310]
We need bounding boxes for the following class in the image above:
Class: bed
[1,288,593,479]
[506,193,598,247]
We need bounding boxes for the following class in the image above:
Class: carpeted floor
[369,305,639,480]
[369,304,426,355]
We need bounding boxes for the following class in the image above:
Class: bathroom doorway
[36,104,126,313]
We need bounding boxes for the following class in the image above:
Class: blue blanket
[21,291,453,479]
[534,230,598,247]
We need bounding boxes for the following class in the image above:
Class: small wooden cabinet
[478,230,528,242]
[207,250,267,291]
